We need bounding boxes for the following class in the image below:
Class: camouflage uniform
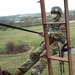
[18,42,46,74]
[15,18,66,75]
[30,18,66,75]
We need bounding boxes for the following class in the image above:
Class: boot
[0,66,3,75]
[2,70,14,75]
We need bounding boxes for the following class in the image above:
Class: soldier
[1,6,66,75]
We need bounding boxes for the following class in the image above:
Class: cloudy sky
[0,0,75,16]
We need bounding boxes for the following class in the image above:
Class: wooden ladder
[39,0,73,75]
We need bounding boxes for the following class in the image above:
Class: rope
[0,23,41,35]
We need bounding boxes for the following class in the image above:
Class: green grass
[70,23,75,45]
[0,26,44,52]
[0,24,75,75]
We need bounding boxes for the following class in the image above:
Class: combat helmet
[51,6,62,15]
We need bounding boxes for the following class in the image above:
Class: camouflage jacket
[48,18,66,43]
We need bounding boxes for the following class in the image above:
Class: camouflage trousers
[18,41,63,75]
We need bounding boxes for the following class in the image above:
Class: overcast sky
[0,0,75,16]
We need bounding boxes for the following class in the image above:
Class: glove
[39,32,44,37]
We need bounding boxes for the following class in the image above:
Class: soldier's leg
[16,42,46,74]
[31,51,47,75]
[30,47,56,75]
[30,41,63,75]
[50,41,63,55]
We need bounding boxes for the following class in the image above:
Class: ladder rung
[68,45,75,48]
[47,22,65,25]
[48,56,68,62]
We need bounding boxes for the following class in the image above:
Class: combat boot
[0,66,3,75]
[2,70,14,75]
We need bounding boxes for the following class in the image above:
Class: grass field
[0,24,75,75]
[0,26,44,52]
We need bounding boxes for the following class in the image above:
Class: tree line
[0,10,75,30]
